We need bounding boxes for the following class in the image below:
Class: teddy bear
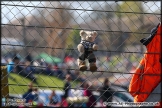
[77,30,98,72]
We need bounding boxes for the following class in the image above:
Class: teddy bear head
[79,30,98,42]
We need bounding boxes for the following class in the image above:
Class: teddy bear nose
[88,36,92,39]
[88,35,92,38]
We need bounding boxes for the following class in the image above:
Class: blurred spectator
[62,74,73,107]
[12,56,25,76]
[33,60,41,74]
[59,63,67,78]
[26,54,33,64]
[83,81,96,108]
[40,59,47,67]
[74,69,85,82]
[24,60,37,84]
[12,54,37,83]
[1,57,7,64]
[33,60,40,67]
[64,55,75,68]
[54,64,64,79]
[63,74,72,98]
[45,64,53,75]
[53,64,58,75]
[32,88,39,102]
[66,69,76,80]
[23,82,35,103]
[48,90,61,107]
[101,78,113,108]
[6,58,16,81]
[7,58,14,73]
[67,69,72,75]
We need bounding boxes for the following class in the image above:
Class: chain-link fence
[1,1,161,107]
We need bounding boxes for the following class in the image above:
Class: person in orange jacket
[129,23,161,102]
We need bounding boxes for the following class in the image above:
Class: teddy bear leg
[90,62,97,72]
[77,59,87,71]
[88,53,97,72]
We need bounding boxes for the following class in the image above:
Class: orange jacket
[129,23,161,102]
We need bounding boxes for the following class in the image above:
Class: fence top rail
[1,3,161,15]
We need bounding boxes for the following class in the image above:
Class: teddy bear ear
[80,30,85,36]
[93,31,98,37]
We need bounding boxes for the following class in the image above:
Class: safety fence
[1,1,161,107]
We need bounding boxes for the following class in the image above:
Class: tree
[90,3,116,53]
[115,1,146,52]
[42,2,73,58]
[90,2,115,21]
[65,26,80,58]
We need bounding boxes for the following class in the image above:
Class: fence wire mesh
[1,1,161,107]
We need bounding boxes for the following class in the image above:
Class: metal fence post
[1,66,9,99]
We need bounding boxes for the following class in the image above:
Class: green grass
[8,73,79,94]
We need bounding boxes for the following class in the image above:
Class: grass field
[8,73,79,94]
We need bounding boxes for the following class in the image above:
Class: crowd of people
[3,53,85,84]
[19,74,113,108]
[3,52,139,85]
[7,56,37,83]
[6,55,38,84]
[41,62,84,82]
[2,53,116,107]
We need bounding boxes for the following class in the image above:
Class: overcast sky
[1,1,161,24]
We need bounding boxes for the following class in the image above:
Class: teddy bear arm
[77,44,85,53]
[93,44,98,51]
